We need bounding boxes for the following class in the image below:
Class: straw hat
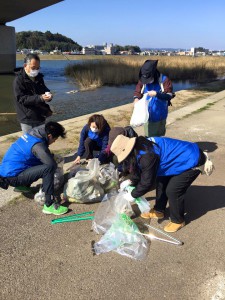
[110,135,136,163]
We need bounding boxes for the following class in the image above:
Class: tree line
[16,30,82,52]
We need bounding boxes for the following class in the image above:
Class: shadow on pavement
[185,185,225,224]
[196,141,218,153]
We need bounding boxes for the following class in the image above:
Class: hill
[16,30,82,52]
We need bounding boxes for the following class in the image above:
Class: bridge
[0,0,63,73]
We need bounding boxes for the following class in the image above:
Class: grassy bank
[64,56,225,90]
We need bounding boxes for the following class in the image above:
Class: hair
[24,53,40,64]
[87,114,109,134]
[45,122,66,139]
[121,136,156,174]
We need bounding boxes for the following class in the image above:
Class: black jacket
[13,69,52,125]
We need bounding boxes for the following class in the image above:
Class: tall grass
[65,56,225,90]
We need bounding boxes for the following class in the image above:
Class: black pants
[155,168,201,223]
[84,138,101,159]
[6,164,57,206]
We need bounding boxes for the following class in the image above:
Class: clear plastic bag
[93,213,149,260]
[54,155,65,191]
[135,197,150,214]
[34,188,45,206]
[130,93,150,127]
[92,190,133,234]
[98,163,119,192]
[64,158,104,203]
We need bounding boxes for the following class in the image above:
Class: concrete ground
[0,91,225,300]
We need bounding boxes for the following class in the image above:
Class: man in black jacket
[13,53,53,133]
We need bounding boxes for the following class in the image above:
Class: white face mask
[29,69,39,77]
[90,127,98,133]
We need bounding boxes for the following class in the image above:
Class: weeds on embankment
[65,56,225,90]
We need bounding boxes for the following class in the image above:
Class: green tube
[51,210,94,222]
[51,216,94,224]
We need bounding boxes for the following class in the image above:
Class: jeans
[7,164,57,206]
[155,168,201,223]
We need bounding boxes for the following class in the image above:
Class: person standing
[133,60,175,137]
[0,122,68,215]
[13,53,53,134]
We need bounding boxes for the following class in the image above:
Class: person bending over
[0,122,68,215]
[111,135,213,232]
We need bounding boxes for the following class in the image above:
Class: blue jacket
[147,137,200,176]
[143,75,172,122]
[0,134,44,177]
[77,124,110,161]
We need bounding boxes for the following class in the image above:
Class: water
[0,60,198,136]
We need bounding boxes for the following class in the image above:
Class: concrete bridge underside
[0,0,63,74]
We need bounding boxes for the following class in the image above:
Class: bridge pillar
[0,25,16,74]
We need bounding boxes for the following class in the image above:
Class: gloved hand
[203,152,214,176]
[120,179,132,191]
[123,190,135,203]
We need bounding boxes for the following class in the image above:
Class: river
[0,60,198,135]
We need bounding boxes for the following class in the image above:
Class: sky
[8,0,225,50]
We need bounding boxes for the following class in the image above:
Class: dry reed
[65,56,225,89]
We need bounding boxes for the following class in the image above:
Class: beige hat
[111,135,136,163]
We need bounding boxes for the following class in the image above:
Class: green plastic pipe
[51,216,94,224]
[51,210,94,222]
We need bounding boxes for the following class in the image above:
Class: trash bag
[64,158,104,203]
[130,93,150,127]
[54,155,65,191]
[34,188,45,206]
[92,190,133,235]
[134,197,150,214]
[93,213,149,260]
[98,163,119,193]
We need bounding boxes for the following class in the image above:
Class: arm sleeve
[131,153,159,198]
[77,125,88,157]
[13,77,44,107]
[133,81,144,99]
[32,143,57,169]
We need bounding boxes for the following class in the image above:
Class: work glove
[203,152,214,176]
[120,179,132,191]
[123,186,135,203]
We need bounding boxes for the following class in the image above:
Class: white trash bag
[130,93,150,127]
[64,158,104,203]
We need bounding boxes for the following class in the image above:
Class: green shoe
[14,186,32,193]
[42,203,68,215]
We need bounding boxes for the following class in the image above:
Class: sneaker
[14,186,32,193]
[42,203,68,215]
[141,208,164,219]
[164,221,185,233]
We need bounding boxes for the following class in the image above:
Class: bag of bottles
[98,163,119,193]
[93,213,149,260]
[63,159,104,203]
[92,190,133,234]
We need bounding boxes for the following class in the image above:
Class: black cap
[139,60,158,84]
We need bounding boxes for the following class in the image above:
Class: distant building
[104,43,115,55]
[82,47,96,55]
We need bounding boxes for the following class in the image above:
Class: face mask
[90,127,98,133]
[29,69,39,77]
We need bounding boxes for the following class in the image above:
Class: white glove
[203,152,214,176]
[123,191,135,203]
[120,179,132,191]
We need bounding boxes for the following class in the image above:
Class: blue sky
[8,0,225,50]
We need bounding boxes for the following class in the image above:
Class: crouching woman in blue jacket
[111,135,214,232]
[74,114,110,165]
